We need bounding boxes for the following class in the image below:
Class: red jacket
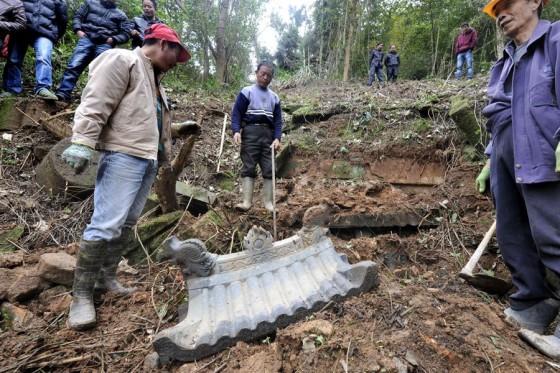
[455,28,477,55]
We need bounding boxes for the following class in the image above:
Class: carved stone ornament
[242,225,273,251]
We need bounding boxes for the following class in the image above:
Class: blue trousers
[490,124,560,310]
[387,66,398,82]
[455,49,473,80]
[2,36,53,94]
[367,65,384,85]
[83,152,158,242]
[56,37,112,100]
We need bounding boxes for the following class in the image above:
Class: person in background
[130,0,163,49]
[1,0,67,100]
[0,0,26,53]
[367,42,385,86]
[61,24,190,330]
[55,0,131,102]
[384,44,400,82]
[454,22,477,80]
[231,61,282,213]
[477,0,560,359]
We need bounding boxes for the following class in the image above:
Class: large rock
[1,302,46,330]
[0,252,24,268]
[37,252,76,286]
[175,182,217,215]
[0,267,51,302]
[38,286,72,314]
[35,137,100,197]
[0,268,19,300]
[449,95,485,146]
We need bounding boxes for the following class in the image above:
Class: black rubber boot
[94,228,137,295]
[68,240,106,330]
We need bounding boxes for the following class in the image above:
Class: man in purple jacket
[454,22,477,80]
[477,0,560,358]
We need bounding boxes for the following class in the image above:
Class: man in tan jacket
[61,23,190,330]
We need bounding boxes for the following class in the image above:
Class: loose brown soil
[0,78,554,372]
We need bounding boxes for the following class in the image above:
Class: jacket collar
[504,19,550,58]
[100,0,117,9]
[134,47,165,83]
[134,48,169,109]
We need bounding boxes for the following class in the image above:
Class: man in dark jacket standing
[55,0,130,102]
[1,0,67,99]
[0,0,26,50]
[367,42,384,86]
[454,22,477,80]
[476,0,560,358]
[384,44,400,82]
[130,0,162,49]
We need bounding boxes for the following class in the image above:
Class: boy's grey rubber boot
[68,240,106,330]
[235,177,254,211]
[263,179,274,212]
[94,228,137,295]
[504,298,560,334]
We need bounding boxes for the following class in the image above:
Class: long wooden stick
[271,145,277,241]
[459,220,496,278]
[216,114,228,172]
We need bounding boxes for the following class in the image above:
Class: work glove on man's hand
[61,143,95,174]
[475,161,491,194]
[556,143,560,173]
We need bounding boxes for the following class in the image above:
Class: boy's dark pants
[240,125,273,179]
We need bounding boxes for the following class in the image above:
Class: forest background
[10,0,560,93]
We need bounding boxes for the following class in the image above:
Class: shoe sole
[66,318,97,331]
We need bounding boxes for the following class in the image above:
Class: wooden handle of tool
[459,220,497,277]
[271,145,277,241]
[216,114,228,173]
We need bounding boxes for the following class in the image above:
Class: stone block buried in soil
[175,181,217,215]
[0,252,24,268]
[1,302,46,330]
[37,252,76,286]
[38,286,72,314]
[328,209,438,230]
[327,160,365,180]
[6,268,52,302]
[153,226,378,363]
[35,137,100,197]
[449,95,485,146]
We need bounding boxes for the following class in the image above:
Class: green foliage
[413,118,431,134]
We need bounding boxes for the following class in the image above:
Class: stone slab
[37,252,76,286]
[153,227,378,363]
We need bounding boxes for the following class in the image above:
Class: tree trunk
[342,16,354,81]
[495,23,504,59]
[214,0,229,84]
[202,38,210,81]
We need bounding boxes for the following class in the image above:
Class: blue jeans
[455,50,473,79]
[57,37,112,100]
[2,36,53,94]
[83,152,158,242]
